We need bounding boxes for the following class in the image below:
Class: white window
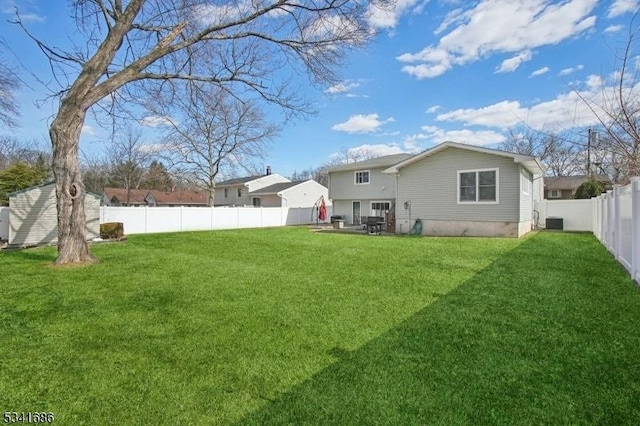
[371,201,391,217]
[521,172,531,195]
[549,189,561,198]
[458,168,499,204]
[252,197,261,207]
[354,170,370,185]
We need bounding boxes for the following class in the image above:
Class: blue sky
[2,0,639,178]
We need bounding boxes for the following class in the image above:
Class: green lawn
[1,228,639,425]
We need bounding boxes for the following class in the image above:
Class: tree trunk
[50,106,97,265]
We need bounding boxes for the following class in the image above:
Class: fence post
[144,206,148,234]
[606,190,614,251]
[615,187,622,260]
[632,178,640,283]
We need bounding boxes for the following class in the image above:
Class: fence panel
[535,199,593,231]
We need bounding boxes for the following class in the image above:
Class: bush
[574,178,606,199]
[100,222,124,239]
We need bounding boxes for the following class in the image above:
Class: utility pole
[587,128,592,178]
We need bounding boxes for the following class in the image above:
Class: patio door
[352,201,361,225]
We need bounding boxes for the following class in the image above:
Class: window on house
[252,197,261,207]
[224,188,229,198]
[237,187,242,197]
[458,169,498,203]
[354,170,370,185]
[549,189,561,198]
[371,201,391,217]
[521,172,530,195]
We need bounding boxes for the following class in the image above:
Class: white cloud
[367,0,421,29]
[604,24,624,33]
[496,50,533,73]
[426,105,441,114]
[608,0,639,18]
[398,0,597,79]
[325,81,361,95]
[331,113,394,133]
[530,66,550,77]
[559,64,584,76]
[420,125,506,146]
[432,74,637,133]
[81,125,96,137]
[140,116,173,127]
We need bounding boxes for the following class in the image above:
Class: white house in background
[248,180,329,208]
[327,153,413,226]
[9,182,100,247]
[214,167,290,206]
[383,142,544,237]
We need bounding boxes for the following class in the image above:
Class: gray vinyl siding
[329,168,397,201]
[9,183,100,247]
[396,147,521,223]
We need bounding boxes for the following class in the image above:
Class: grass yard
[1,228,640,425]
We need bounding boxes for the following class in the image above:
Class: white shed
[9,182,100,247]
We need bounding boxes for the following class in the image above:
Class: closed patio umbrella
[318,197,327,221]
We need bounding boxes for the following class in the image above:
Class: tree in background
[0,45,20,130]
[108,126,152,204]
[0,157,49,205]
[141,161,173,192]
[15,0,387,264]
[156,85,277,205]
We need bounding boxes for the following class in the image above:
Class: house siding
[395,147,521,225]
[214,174,289,206]
[278,181,328,208]
[329,168,397,201]
[9,183,100,247]
[519,167,533,222]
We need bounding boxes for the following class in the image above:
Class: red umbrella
[318,197,327,221]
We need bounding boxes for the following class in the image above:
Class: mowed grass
[1,227,639,425]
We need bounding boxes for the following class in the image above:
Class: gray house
[327,153,412,226]
[383,142,544,237]
[9,182,100,247]
[248,180,329,208]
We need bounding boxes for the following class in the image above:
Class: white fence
[593,178,640,283]
[0,207,8,240]
[99,205,331,235]
[535,199,593,232]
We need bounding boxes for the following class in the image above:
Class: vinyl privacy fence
[99,206,331,235]
[592,177,640,283]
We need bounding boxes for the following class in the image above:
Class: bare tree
[81,151,112,196]
[156,85,277,205]
[576,12,640,183]
[108,126,152,204]
[14,0,386,264]
[500,129,580,176]
[0,136,51,170]
[0,44,20,130]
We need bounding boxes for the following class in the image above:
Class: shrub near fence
[99,206,331,235]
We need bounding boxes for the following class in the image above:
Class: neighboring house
[544,174,610,199]
[214,168,290,206]
[9,182,100,247]
[383,142,544,237]
[103,188,208,207]
[144,190,207,207]
[103,188,149,206]
[248,180,329,208]
[327,153,413,226]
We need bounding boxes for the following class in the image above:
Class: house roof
[104,187,149,204]
[326,153,414,172]
[382,141,545,175]
[150,189,208,205]
[250,181,309,195]
[216,175,262,186]
[544,174,610,191]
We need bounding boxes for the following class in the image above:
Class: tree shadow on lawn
[239,233,640,425]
